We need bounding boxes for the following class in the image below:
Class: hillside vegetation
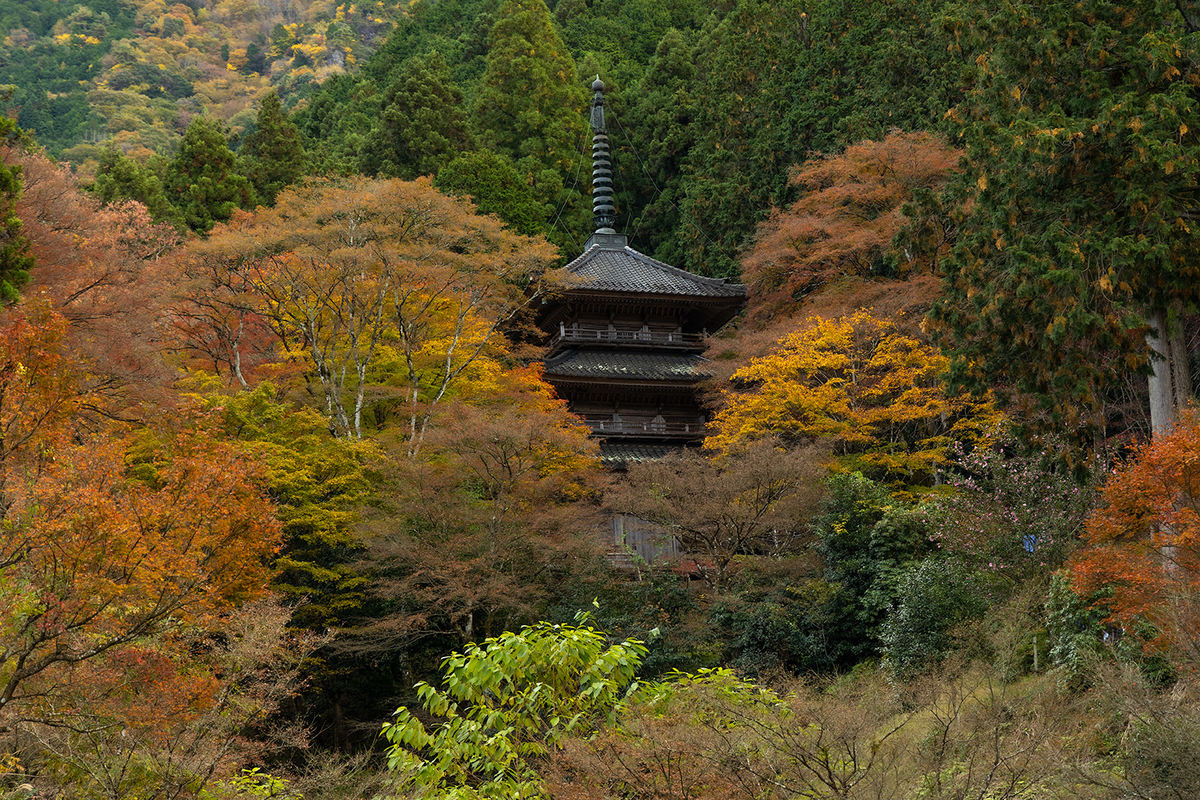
[2,0,1200,798]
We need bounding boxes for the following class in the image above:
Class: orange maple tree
[1071,410,1200,635]
[0,303,282,714]
[741,131,960,324]
[14,146,182,407]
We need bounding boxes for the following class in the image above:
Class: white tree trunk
[1147,306,1179,438]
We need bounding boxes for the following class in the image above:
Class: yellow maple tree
[175,176,561,450]
[707,311,999,484]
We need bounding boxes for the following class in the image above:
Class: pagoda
[538,78,746,470]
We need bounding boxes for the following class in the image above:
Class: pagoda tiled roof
[599,442,680,467]
[564,244,747,298]
[543,350,712,381]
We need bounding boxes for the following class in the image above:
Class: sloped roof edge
[562,245,748,299]
[543,350,713,381]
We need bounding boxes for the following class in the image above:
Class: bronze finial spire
[590,76,617,234]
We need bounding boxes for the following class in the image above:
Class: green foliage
[436,150,550,236]
[242,91,306,206]
[0,117,32,303]
[778,0,964,149]
[556,0,709,73]
[293,73,380,175]
[1044,572,1109,690]
[360,0,494,89]
[810,473,931,668]
[90,145,185,228]
[632,0,963,278]
[616,27,699,258]
[296,0,496,176]
[106,62,194,99]
[880,556,989,676]
[563,561,715,678]
[200,383,372,630]
[708,473,931,675]
[167,116,255,233]
[710,582,842,676]
[203,768,301,800]
[662,0,809,277]
[474,0,586,240]
[360,51,473,180]
[381,611,648,799]
[926,0,1200,435]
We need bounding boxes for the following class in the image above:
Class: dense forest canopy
[3,0,1200,798]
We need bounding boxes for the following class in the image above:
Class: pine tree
[474,0,586,214]
[0,118,32,304]
[243,91,305,206]
[91,145,186,229]
[360,51,473,180]
[167,116,255,233]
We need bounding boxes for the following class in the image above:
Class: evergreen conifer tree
[474,0,586,216]
[167,116,255,233]
[243,91,305,206]
[435,150,549,236]
[360,51,473,180]
[0,118,32,304]
[92,145,186,229]
[927,0,1200,438]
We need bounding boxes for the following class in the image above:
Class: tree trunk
[1147,306,1179,437]
[1169,316,1193,411]
[1147,307,1189,584]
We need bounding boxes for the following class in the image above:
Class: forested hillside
[4,0,1200,798]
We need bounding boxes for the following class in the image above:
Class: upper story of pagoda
[538,77,746,358]
[534,77,746,467]
[540,241,747,358]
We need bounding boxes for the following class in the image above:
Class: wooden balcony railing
[585,418,705,438]
[549,324,703,349]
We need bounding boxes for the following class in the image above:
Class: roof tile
[564,245,747,298]
[543,351,712,381]
[599,442,681,466]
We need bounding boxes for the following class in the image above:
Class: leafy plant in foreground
[381,611,648,799]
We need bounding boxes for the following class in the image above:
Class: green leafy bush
[881,557,989,676]
[381,610,648,799]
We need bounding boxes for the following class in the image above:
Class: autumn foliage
[707,310,998,483]
[360,366,600,646]
[1072,411,1200,635]
[741,131,960,323]
[0,300,282,729]
[13,145,181,406]
[175,176,560,446]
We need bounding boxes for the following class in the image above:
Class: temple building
[537,78,746,474]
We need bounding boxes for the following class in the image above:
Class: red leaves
[0,303,282,709]
[741,131,960,324]
[1072,411,1200,633]
[0,301,79,470]
[13,146,182,408]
